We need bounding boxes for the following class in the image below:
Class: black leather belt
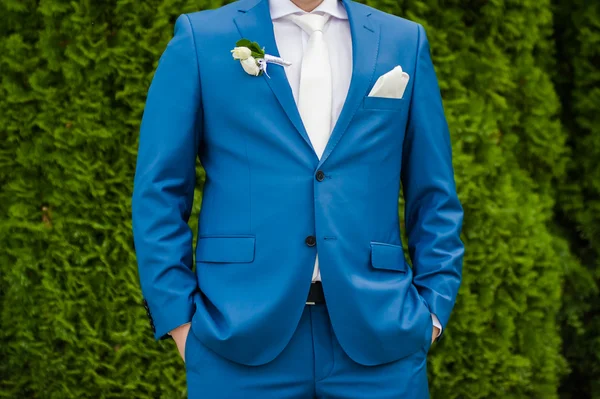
[306,281,325,305]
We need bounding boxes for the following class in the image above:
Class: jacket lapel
[234,0,316,157]
[317,0,380,169]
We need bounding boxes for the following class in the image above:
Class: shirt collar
[269,0,348,21]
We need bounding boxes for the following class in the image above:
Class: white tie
[288,13,332,160]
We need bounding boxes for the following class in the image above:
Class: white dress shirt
[268,0,442,338]
[270,0,352,136]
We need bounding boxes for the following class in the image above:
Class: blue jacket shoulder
[352,2,421,40]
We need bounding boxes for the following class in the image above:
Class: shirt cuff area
[431,313,442,338]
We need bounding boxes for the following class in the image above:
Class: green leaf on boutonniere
[236,38,265,58]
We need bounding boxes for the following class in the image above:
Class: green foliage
[0,1,210,397]
[0,0,596,398]
[553,0,600,397]
[387,0,571,397]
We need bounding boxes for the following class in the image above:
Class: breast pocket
[362,95,405,111]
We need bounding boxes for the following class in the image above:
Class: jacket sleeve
[131,14,202,341]
[401,23,465,338]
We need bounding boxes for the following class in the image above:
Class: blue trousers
[185,304,430,398]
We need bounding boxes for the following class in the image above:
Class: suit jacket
[132,0,464,367]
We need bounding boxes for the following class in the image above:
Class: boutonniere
[231,38,291,78]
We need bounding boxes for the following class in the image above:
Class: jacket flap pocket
[370,241,407,272]
[196,235,255,263]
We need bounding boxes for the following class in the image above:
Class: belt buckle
[306,282,317,305]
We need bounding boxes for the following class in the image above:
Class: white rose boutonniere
[231,38,291,78]
[231,46,252,60]
[240,56,261,76]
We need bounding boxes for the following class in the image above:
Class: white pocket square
[368,65,410,99]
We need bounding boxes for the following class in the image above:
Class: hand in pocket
[170,322,192,362]
[431,325,440,344]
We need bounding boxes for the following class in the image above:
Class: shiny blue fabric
[132,0,464,368]
[185,304,432,398]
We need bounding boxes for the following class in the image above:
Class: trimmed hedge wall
[554,0,600,397]
[0,0,596,398]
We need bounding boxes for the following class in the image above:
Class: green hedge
[554,0,600,398]
[0,0,596,398]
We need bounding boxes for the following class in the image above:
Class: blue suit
[132,0,464,396]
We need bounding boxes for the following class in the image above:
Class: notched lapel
[233,0,315,156]
[317,0,380,168]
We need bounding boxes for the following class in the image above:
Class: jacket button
[315,170,325,181]
[305,235,316,247]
